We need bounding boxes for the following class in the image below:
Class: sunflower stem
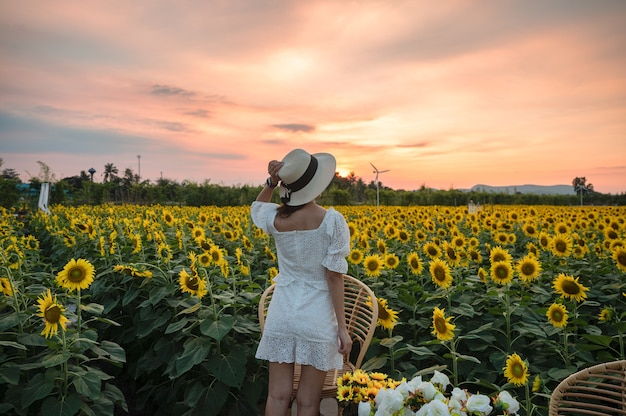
[76,288,82,336]
[525,381,532,416]
[505,290,512,354]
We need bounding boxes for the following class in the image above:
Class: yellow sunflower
[113,264,153,278]
[612,246,626,272]
[522,223,538,238]
[163,210,175,226]
[546,302,568,328]
[551,232,573,257]
[56,258,95,292]
[431,307,455,341]
[515,255,542,283]
[598,307,612,323]
[489,246,512,264]
[375,297,399,330]
[376,239,386,255]
[538,232,551,250]
[363,254,384,277]
[348,249,364,265]
[178,269,207,299]
[552,273,589,302]
[383,253,400,269]
[423,242,441,259]
[1,277,14,296]
[197,252,212,268]
[503,353,529,387]
[490,261,514,285]
[429,258,453,289]
[406,252,423,275]
[443,242,462,267]
[37,289,70,338]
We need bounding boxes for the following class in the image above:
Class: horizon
[1,1,625,194]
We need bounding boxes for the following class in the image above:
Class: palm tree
[103,163,119,183]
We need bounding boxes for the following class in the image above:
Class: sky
[1,0,625,194]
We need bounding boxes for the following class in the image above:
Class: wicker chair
[549,360,626,415]
[258,274,378,415]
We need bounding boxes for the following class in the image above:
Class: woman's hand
[268,160,283,185]
[338,328,353,355]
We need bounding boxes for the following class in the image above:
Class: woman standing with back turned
[252,149,353,416]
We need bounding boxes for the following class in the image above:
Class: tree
[572,176,594,206]
[102,163,119,183]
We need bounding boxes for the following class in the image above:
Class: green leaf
[0,340,27,350]
[21,373,54,409]
[177,302,202,315]
[0,312,28,332]
[207,346,247,388]
[41,393,82,416]
[102,383,128,412]
[97,341,127,363]
[361,356,388,372]
[94,317,121,327]
[122,287,140,306]
[183,381,205,408]
[80,303,104,315]
[173,338,211,377]
[199,315,234,341]
[0,365,20,385]
[42,352,71,368]
[72,370,102,400]
[17,333,49,346]
[380,335,403,348]
[165,318,190,334]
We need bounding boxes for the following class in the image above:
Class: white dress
[251,201,350,371]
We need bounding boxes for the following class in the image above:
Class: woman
[252,149,353,416]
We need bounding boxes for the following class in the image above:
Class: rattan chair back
[549,360,626,415]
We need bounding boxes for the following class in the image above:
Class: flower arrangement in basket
[336,369,520,416]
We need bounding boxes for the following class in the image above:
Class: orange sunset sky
[1,1,625,193]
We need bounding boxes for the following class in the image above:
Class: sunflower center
[512,363,524,377]
[378,307,390,320]
[617,252,626,266]
[521,263,535,275]
[44,305,61,323]
[496,266,508,279]
[555,241,566,252]
[410,258,419,268]
[434,316,447,333]
[187,276,199,290]
[68,267,85,283]
[367,261,378,272]
[434,267,445,281]
[552,310,563,321]
[562,280,580,295]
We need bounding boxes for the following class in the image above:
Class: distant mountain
[466,184,576,195]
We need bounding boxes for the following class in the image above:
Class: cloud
[272,123,315,133]
[150,84,195,97]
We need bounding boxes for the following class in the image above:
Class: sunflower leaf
[200,314,234,341]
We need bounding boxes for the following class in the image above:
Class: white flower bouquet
[337,369,520,416]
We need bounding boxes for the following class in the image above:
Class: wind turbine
[370,162,390,209]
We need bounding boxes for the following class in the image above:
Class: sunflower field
[1,203,625,415]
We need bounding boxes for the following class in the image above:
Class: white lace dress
[251,201,350,371]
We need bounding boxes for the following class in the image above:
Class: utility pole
[137,155,141,183]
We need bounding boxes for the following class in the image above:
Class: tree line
[1,159,624,210]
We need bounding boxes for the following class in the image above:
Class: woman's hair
[277,203,306,218]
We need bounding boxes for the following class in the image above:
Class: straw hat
[278,149,336,206]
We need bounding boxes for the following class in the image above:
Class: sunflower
[503,353,529,387]
[197,252,212,268]
[157,243,173,263]
[37,289,70,338]
[538,232,551,250]
[406,252,423,275]
[494,232,509,245]
[489,246,512,264]
[522,223,538,238]
[490,261,514,285]
[429,258,453,289]
[1,277,13,296]
[423,242,441,259]
[612,246,626,272]
[384,253,400,269]
[113,264,153,278]
[375,297,399,330]
[443,242,462,267]
[178,269,207,299]
[264,245,276,262]
[478,267,487,283]
[348,249,364,265]
[515,255,542,283]
[552,273,589,302]
[546,302,568,328]
[431,307,455,341]
[376,239,386,255]
[532,375,542,393]
[598,307,612,323]
[550,233,573,257]
[397,229,410,243]
[363,254,384,277]
[163,210,175,226]
[131,233,142,254]
[56,258,95,292]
